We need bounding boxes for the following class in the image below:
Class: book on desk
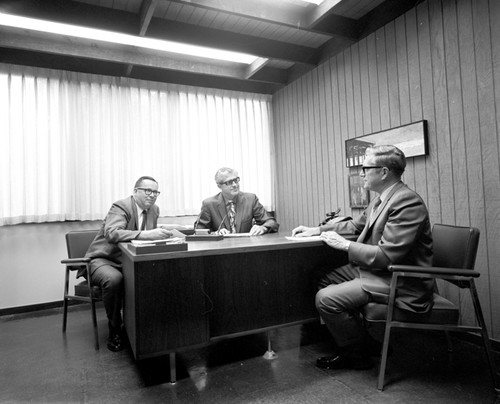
[128,236,187,254]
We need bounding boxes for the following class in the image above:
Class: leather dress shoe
[107,332,124,352]
[316,351,373,370]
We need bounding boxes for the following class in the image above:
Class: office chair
[61,229,101,350]
[361,224,499,395]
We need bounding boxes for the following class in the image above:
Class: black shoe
[107,332,124,352]
[316,351,373,370]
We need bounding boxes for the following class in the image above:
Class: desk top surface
[119,230,356,262]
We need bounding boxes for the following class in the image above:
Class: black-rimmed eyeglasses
[220,177,240,186]
[136,187,160,197]
[361,166,383,174]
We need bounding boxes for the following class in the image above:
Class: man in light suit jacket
[83,176,172,351]
[292,145,433,370]
[197,167,279,235]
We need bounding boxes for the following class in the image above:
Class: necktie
[369,198,382,225]
[140,210,147,230]
[228,202,236,233]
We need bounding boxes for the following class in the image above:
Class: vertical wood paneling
[429,1,455,226]
[417,2,441,224]
[489,0,500,335]
[441,0,468,316]
[358,39,372,135]
[406,9,428,203]
[474,0,500,331]
[395,15,416,190]
[272,0,500,338]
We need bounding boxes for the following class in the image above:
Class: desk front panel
[121,235,348,359]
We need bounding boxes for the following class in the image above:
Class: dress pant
[315,264,373,348]
[90,264,124,331]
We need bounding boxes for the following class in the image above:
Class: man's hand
[217,228,230,235]
[139,228,173,240]
[320,231,351,251]
[291,225,320,237]
[249,224,267,236]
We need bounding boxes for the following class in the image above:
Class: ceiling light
[297,0,324,5]
[0,12,260,64]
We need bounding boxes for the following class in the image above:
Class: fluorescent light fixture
[298,0,324,4]
[0,12,259,64]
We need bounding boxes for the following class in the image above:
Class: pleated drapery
[0,64,274,225]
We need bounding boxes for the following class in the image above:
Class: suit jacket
[320,181,434,313]
[197,192,279,233]
[81,196,160,277]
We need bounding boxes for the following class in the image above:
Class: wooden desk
[119,232,348,381]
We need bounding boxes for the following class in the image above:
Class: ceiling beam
[125,0,158,77]
[0,26,286,85]
[147,19,320,66]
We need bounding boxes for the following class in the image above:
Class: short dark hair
[134,176,158,188]
[366,145,406,177]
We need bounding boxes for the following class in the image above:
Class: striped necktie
[140,210,147,230]
[228,201,236,233]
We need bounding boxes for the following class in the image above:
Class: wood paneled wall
[272,0,500,339]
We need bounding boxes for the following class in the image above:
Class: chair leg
[170,352,177,384]
[90,300,99,350]
[62,298,69,332]
[62,269,70,332]
[445,331,453,353]
[377,323,392,391]
[470,282,500,396]
[263,330,278,360]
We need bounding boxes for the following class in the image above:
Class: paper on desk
[285,236,323,242]
[223,233,251,238]
[131,237,184,245]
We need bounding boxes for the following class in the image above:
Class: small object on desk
[286,236,323,242]
[223,233,251,238]
[185,234,223,241]
[128,239,188,254]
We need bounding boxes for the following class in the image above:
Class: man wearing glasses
[82,176,172,352]
[292,145,433,371]
[196,167,279,235]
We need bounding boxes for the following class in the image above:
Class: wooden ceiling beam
[147,19,320,66]
[0,26,286,85]
[125,0,159,77]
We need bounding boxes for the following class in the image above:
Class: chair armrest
[388,264,480,278]
[61,257,91,265]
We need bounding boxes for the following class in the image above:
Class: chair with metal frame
[61,229,101,350]
[362,223,499,395]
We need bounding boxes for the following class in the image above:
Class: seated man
[292,145,434,370]
[82,176,173,351]
[196,167,279,235]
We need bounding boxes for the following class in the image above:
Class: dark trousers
[315,264,374,348]
[90,264,124,332]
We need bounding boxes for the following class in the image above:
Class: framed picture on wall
[345,120,428,167]
[348,175,370,208]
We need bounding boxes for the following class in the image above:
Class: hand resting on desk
[137,228,173,240]
[291,225,320,238]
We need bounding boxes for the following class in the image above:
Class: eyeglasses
[220,177,240,186]
[361,166,383,174]
[136,187,160,197]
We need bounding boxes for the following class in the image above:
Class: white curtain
[0,63,274,225]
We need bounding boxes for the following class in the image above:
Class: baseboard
[453,330,500,353]
[0,300,82,317]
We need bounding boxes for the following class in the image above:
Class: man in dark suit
[197,167,279,235]
[292,145,433,370]
[83,176,172,352]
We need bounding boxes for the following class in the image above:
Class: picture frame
[345,120,428,167]
[348,174,370,208]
